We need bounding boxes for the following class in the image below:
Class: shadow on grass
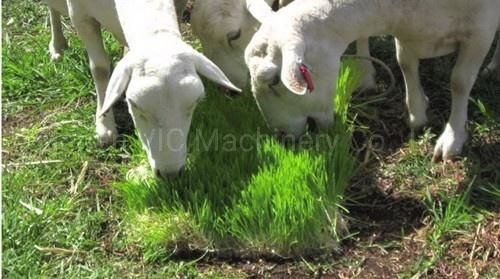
[345,182,426,242]
[321,36,499,275]
[466,140,500,212]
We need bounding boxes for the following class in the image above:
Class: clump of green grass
[116,61,362,258]
[409,183,479,276]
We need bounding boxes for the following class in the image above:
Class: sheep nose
[307,117,319,133]
[269,75,280,87]
[155,166,185,181]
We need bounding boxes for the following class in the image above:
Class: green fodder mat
[116,61,361,261]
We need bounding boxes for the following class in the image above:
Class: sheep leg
[48,7,67,60]
[71,16,117,147]
[485,37,500,79]
[356,38,377,91]
[433,36,494,162]
[395,39,428,134]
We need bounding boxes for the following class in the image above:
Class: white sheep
[93,0,240,179]
[245,0,500,162]
[42,0,68,60]
[64,0,187,147]
[191,0,376,90]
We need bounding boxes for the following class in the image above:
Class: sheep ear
[280,45,311,95]
[192,52,242,93]
[99,55,133,117]
[246,0,274,23]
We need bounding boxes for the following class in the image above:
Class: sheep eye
[269,75,280,87]
[226,29,241,48]
[268,75,280,97]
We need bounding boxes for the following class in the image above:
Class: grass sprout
[115,61,362,257]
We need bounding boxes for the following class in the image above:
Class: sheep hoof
[409,114,428,133]
[432,125,467,163]
[49,40,68,61]
[50,52,63,61]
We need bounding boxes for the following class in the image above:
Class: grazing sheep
[65,0,188,149]
[245,0,500,162]
[97,0,240,179]
[42,0,68,60]
[191,0,376,90]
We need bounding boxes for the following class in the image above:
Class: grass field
[2,1,500,277]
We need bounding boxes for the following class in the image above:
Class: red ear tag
[298,63,314,93]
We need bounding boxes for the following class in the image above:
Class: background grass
[3,0,500,277]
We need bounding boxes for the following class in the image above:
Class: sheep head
[100,43,240,179]
[245,3,341,138]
